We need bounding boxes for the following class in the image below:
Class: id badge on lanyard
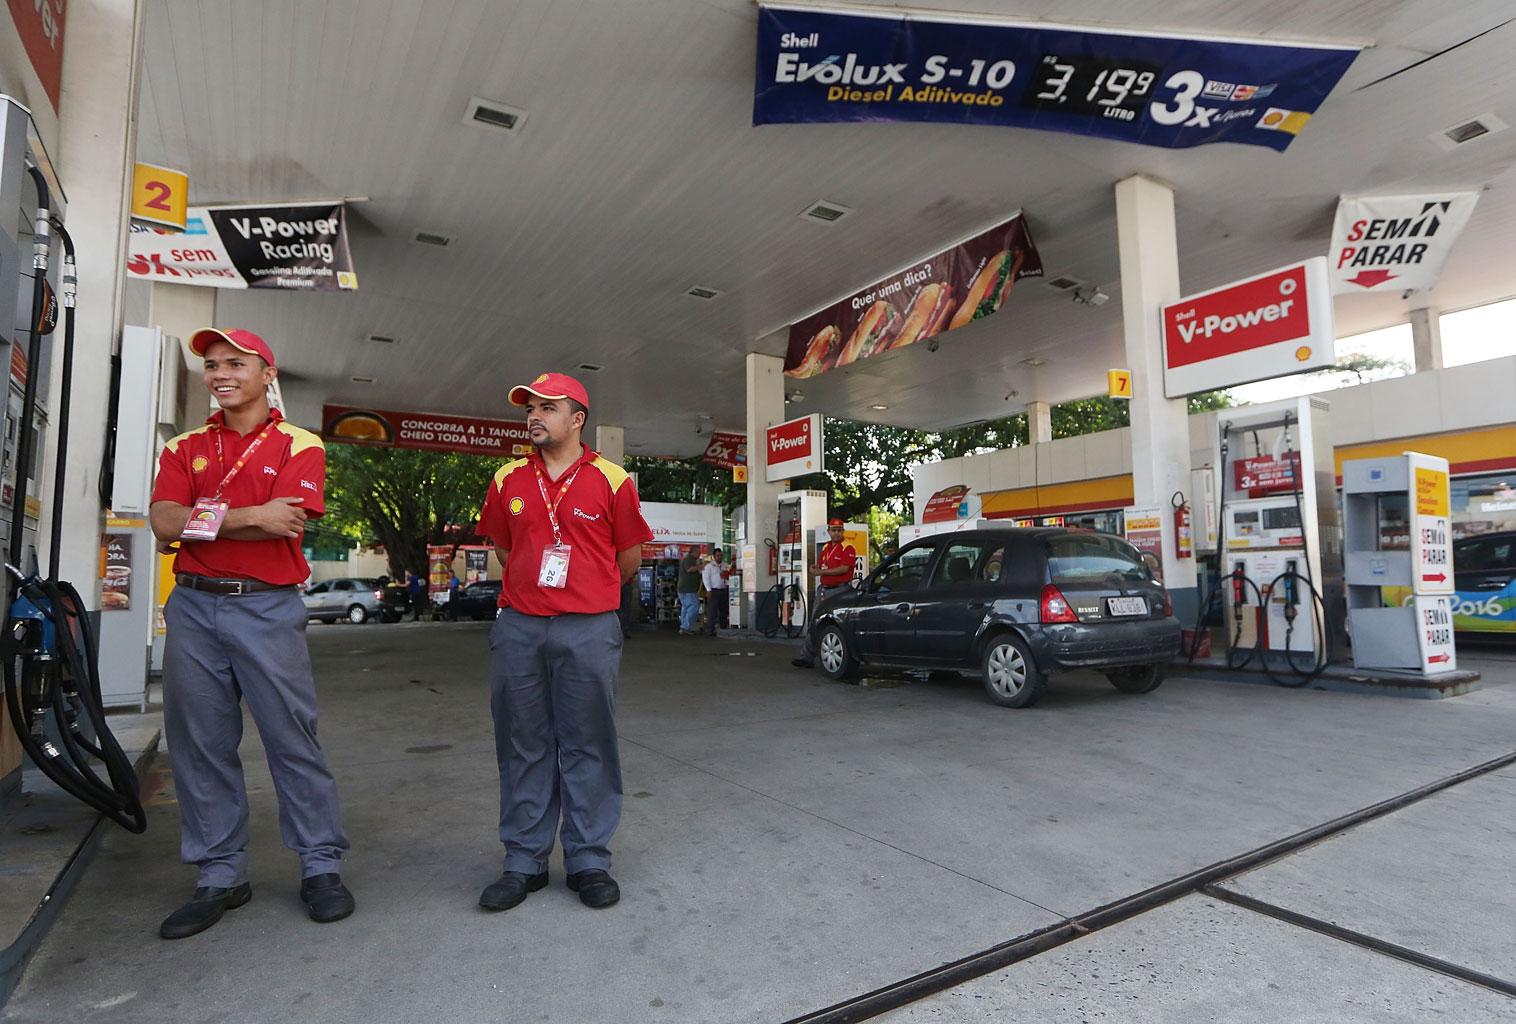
[534,461,584,589]
[179,422,277,542]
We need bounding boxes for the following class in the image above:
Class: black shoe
[300,873,355,923]
[566,869,621,909]
[791,657,814,668]
[159,882,252,940]
[478,870,548,912]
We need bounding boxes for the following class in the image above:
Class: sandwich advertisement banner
[322,405,531,458]
[784,212,1042,379]
[754,5,1358,152]
[126,202,359,291]
[1329,192,1479,294]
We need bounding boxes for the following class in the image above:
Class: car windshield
[1046,534,1150,584]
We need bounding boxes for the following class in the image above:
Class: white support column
[1115,175,1197,603]
[148,282,215,427]
[1027,401,1052,444]
[594,424,625,465]
[744,352,786,604]
[39,0,146,607]
[1409,306,1444,372]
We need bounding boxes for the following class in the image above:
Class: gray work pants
[802,583,853,658]
[705,588,728,634]
[489,608,624,875]
[162,586,349,888]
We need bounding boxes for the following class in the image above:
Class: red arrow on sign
[1422,572,1447,584]
[1428,653,1451,664]
[1346,269,1397,289]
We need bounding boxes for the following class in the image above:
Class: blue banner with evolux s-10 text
[753,5,1359,152]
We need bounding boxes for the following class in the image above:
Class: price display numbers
[1022,54,1163,122]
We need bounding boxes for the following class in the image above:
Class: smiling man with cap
[475,372,652,912]
[148,328,353,939]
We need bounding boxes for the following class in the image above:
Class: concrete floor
[4,624,1515,1023]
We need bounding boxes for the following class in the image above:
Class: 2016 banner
[322,405,530,458]
[127,202,359,291]
[784,212,1042,379]
[754,5,1358,152]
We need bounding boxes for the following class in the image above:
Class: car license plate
[1108,596,1147,617]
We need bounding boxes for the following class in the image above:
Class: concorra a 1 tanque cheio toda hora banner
[753,5,1359,152]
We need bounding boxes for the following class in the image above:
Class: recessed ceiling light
[350,375,376,384]
[1020,356,1048,367]
[686,286,722,300]
[466,96,528,133]
[1430,112,1506,151]
[869,404,889,411]
[800,200,854,225]
[412,230,451,248]
[366,334,396,344]
[1043,275,1083,293]
[576,362,604,372]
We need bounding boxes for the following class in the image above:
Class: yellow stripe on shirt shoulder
[275,422,326,456]
[590,456,632,493]
[493,458,529,487]
[163,424,213,454]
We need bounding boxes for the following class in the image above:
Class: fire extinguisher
[1172,490,1194,559]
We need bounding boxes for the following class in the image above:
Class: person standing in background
[702,549,728,636]
[677,549,701,635]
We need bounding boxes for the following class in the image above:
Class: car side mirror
[849,577,862,591]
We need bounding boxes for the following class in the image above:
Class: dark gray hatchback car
[810,527,1182,708]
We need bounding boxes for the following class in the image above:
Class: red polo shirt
[477,444,652,616]
[817,540,858,587]
[151,408,326,585]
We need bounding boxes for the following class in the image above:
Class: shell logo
[532,373,549,384]
[509,496,525,515]
[1295,346,1312,362]
[191,455,209,473]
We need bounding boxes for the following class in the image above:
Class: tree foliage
[324,445,499,577]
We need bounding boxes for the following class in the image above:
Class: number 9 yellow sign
[131,162,189,232]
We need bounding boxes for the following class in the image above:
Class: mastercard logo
[1295,346,1312,362]
[191,456,209,473]
[508,496,525,515]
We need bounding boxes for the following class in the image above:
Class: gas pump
[0,96,145,831]
[774,489,827,634]
[1213,396,1344,683]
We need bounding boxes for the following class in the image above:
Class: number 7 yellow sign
[131,162,189,232]
[1107,369,1132,400]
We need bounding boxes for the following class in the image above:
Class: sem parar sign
[1161,256,1334,397]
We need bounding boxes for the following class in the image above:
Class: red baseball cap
[509,372,589,411]
[828,518,845,526]
[188,327,277,368]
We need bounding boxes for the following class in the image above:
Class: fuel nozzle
[1282,560,1299,624]
[1230,562,1246,615]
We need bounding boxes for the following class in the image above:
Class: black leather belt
[176,573,296,595]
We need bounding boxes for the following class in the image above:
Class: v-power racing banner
[127,202,359,291]
[753,5,1359,151]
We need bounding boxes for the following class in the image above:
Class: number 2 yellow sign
[131,162,189,231]
[1107,369,1132,400]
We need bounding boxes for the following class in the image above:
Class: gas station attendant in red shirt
[793,518,859,668]
[148,328,353,940]
[475,373,652,913]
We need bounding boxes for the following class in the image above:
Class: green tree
[1051,396,1129,437]
[1325,353,1410,386]
[324,445,499,578]
[1186,390,1235,412]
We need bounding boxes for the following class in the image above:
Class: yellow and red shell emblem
[191,455,209,473]
[508,496,525,515]
[531,373,549,385]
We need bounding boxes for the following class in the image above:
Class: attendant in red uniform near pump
[475,373,652,913]
[148,328,353,940]
[793,519,859,668]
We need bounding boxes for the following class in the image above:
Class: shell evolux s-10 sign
[784,213,1043,379]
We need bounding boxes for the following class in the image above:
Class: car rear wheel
[347,604,369,625]
[981,633,1045,708]
[1106,664,1165,694]
[816,623,857,681]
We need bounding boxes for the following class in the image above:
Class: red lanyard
[212,421,279,501]
[533,459,585,546]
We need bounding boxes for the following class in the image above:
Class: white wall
[911,357,1516,521]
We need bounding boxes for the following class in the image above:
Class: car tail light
[1040,584,1078,624]
[1162,590,1173,617]
[373,589,383,599]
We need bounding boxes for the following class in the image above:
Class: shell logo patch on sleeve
[509,496,525,515]
[191,455,209,473]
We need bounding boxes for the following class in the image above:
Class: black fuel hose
[1262,568,1329,688]
[1225,569,1266,671]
